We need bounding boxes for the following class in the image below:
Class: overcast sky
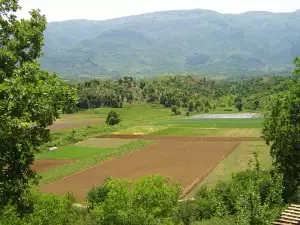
[18,0,300,22]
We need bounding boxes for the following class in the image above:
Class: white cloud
[18,0,300,22]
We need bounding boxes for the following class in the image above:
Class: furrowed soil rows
[40,138,239,200]
[32,159,74,172]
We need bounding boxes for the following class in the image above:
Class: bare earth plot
[40,138,239,200]
[74,138,135,148]
[32,159,75,172]
[49,119,104,131]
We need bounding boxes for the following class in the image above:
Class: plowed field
[32,159,74,172]
[40,138,239,200]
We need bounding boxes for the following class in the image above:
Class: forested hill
[41,9,300,78]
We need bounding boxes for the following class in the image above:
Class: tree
[236,101,243,112]
[262,57,300,199]
[88,175,181,225]
[188,100,195,112]
[254,100,260,110]
[0,0,77,212]
[106,110,121,125]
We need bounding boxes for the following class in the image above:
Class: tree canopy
[0,0,77,211]
[262,57,300,200]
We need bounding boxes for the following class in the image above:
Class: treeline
[75,75,288,113]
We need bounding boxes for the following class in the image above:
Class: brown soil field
[49,119,104,132]
[74,138,135,148]
[100,134,262,141]
[32,159,74,173]
[40,139,239,200]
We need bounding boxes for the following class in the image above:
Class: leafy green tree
[171,106,182,116]
[88,175,181,225]
[188,100,195,112]
[105,110,121,125]
[235,101,243,112]
[253,100,260,110]
[0,0,77,211]
[194,152,283,225]
[262,57,300,199]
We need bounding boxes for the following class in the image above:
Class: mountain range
[41,9,300,77]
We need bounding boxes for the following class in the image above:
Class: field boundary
[181,141,241,198]
[99,134,262,141]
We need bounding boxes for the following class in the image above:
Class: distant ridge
[41,9,300,77]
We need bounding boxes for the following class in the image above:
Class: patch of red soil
[40,140,239,200]
[32,159,74,173]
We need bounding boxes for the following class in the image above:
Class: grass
[155,118,264,128]
[112,126,167,135]
[45,104,173,149]
[74,138,134,148]
[152,127,261,137]
[185,141,272,198]
[36,146,112,159]
[40,140,155,184]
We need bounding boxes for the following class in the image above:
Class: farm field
[185,140,272,198]
[40,137,239,200]
[32,159,74,172]
[74,138,135,148]
[37,104,269,200]
[49,118,105,131]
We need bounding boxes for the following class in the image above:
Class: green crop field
[185,141,272,198]
[155,118,264,128]
[152,127,261,137]
[36,146,112,159]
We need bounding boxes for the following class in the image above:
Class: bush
[204,107,209,113]
[105,110,121,125]
[193,152,284,225]
[223,108,234,112]
[87,175,181,225]
[0,191,80,225]
[188,100,195,112]
[186,112,191,116]
[171,106,182,116]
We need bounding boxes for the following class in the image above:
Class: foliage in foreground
[175,152,284,225]
[263,57,300,200]
[87,175,181,225]
[0,0,77,212]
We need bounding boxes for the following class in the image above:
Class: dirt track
[40,139,239,200]
[32,159,74,172]
[100,134,262,141]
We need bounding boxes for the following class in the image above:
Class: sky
[18,0,300,22]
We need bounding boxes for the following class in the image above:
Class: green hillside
[41,9,300,77]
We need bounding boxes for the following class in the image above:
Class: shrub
[204,107,209,113]
[87,175,181,225]
[105,110,121,125]
[171,106,182,116]
[188,100,195,112]
[193,152,284,225]
[186,112,190,116]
